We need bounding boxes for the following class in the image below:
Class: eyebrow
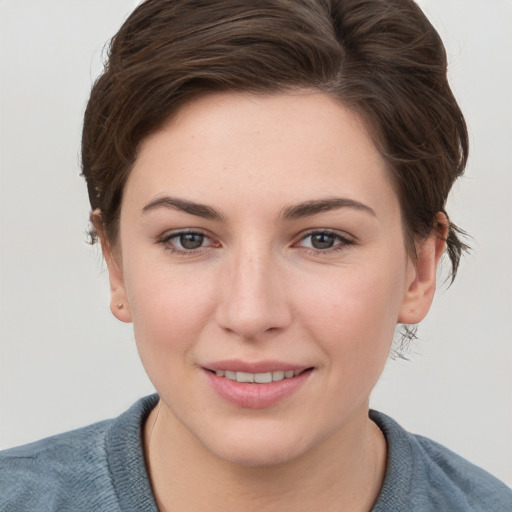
[282,197,376,219]
[141,195,375,221]
[142,196,224,221]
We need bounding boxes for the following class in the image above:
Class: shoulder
[370,410,512,512]
[0,419,118,512]
[410,433,512,510]
[0,394,159,512]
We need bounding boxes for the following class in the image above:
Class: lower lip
[204,369,312,409]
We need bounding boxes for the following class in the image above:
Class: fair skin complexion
[99,91,446,512]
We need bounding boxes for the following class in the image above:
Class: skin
[99,91,446,511]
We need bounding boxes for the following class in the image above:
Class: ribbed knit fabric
[1,394,511,511]
[104,394,159,512]
[370,410,512,511]
[0,395,159,512]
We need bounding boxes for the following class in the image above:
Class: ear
[398,213,448,325]
[91,210,132,323]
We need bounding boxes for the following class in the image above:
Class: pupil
[311,233,334,249]
[180,233,203,249]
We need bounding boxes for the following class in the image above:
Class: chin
[195,420,316,468]
[215,441,304,468]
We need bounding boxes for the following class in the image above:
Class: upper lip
[203,359,311,374]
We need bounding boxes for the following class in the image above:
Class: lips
[202,361,313,408]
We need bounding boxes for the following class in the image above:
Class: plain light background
[1,0,511,487]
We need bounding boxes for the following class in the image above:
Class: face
[106,91,441,466]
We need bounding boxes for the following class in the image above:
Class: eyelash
[157,229,354,256]
[295,230,354,255]
[158,229,215,256]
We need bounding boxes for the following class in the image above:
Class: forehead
[125,91,399,222]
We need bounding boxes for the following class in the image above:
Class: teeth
[236,371,255,383]
[214,369,303,383]
[254,372,272,383]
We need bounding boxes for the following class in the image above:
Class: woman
[1,0,511,510]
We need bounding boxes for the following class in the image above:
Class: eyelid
[157,228,219,254]
[159,227,211,242]
[297,228,354,241]
[293,228,355,252]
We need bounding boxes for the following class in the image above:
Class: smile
[205,366,313,408]
[212,369,303,383]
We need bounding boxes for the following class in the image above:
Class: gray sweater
[1,394,511,511]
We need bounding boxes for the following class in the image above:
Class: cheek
[295,259,407,367]
[124,262,216,365]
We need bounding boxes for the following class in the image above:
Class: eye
[158,230,216,254]
[296,230,353,253]
[308,232,337,250]
[176,233,206,250]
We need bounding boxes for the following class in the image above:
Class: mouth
[206,368,312,383]
[202,360,314,408]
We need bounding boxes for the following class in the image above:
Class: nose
[215,246,292,340]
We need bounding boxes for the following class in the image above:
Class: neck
[144,401,386,512]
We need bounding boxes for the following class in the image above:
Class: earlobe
[91,210,132,324]
[106,256,132,323]
[398,213,448,325]
[112,300,131,323]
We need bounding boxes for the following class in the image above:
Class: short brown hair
[82,0,468,279]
